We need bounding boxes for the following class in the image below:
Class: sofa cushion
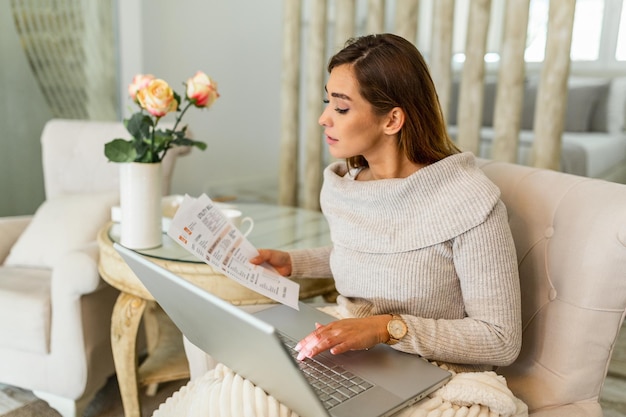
[446,79,498,127]
[521,81,609,132]
[589,80,613,132]
[0,267,51,353]
[520,84,539,130]
[481,81,498,126]
[591,77,626,134]
[564,83,609,132]
[5,192,118,269]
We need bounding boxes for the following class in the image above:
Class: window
[526,0,605,62]
[439,0,626,71]
[525,0,549,62]
[617,1,626,60]
[571,0,604,61]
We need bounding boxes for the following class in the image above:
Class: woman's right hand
[249,249,293,277]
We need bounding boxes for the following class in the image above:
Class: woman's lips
[325,134,338,145]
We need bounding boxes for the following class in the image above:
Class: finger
[294,331,315,352]
[295,330,326,360]
[298,325,343,359]
[329,340,357,355]
[249,249,270,264]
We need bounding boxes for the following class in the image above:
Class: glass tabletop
[108,202,331,263]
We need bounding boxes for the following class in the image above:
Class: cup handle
[240,217,254,237]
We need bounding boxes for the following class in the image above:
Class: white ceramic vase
[119,162,163,249]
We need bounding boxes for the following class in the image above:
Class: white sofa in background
[447,76,626,183]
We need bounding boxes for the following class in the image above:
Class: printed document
[167,194,300,309]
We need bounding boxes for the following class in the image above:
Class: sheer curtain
[10,0,118,121]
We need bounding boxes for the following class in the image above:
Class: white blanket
[152,362,528,417]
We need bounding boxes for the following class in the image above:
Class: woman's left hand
[294,315,391,361]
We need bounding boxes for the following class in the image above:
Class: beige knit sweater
[289,152,522,371]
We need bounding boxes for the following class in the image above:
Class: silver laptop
[114,243,451,417]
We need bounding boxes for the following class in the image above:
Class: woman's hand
[294,315,391,361]
[249,249,293,277]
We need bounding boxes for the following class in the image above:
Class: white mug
[221,208,254,237]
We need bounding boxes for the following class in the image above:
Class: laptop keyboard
[277,332,374,409]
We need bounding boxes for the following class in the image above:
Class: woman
[251,33,521,372]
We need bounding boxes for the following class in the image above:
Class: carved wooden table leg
[142,301,161,396]
[111,291,147,417]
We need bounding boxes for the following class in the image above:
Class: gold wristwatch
[385,314,408,345]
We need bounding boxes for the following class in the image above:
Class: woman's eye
[322,99,348,114]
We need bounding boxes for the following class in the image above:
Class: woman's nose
[318,107,330,126]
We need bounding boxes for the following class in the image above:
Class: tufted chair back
[477,158,626,417]
[41,118,189,199]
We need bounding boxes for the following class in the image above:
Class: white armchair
[478,158,626,417]
[0,119,189,417]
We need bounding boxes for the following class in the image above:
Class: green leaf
[125,113,152,141]
[171,138,207,150]
[134,140,150,162]
[173,91,182,111]
[153,129,173,147]
[104,139,138,162]
[192,140,207,151]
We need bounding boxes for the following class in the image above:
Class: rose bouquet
[105,71,219,163]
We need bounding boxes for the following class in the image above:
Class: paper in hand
[167,194,300,309]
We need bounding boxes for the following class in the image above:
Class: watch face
[389,319,407,339]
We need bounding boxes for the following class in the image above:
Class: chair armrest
[50,241,105,297]
[0,215,32,264]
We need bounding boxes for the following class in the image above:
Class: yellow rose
[128,74,155,101]
[137,79,178,117]
[186,71,220,108]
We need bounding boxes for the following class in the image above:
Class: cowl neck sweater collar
[320,152,501,253]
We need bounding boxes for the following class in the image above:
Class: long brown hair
[328,33,459,169]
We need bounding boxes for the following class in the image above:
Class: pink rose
[137,79,178,117]
[186,71,220,108]
[128,74,155,101]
